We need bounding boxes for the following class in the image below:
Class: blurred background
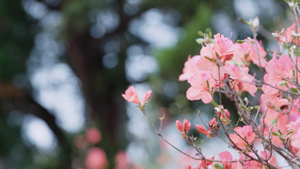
[0,0,292,168]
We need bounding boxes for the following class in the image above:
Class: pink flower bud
[122,86,140,105]
[176,119,191,133]
[85,148,108,169]
[86,127,102,144]
[141,90,152,105]
[115,150,130,169]
[183,119,191,132]
[209,118,216,127]
[195,124,209,135]
[176,120,184,133]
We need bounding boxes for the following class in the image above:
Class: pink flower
[213,33,238,62]
[86,127,102,144]
[264,54,294,89]
[209,118,217,127]
[241,125,254,137]
[176,119,191,133]
[141,90,152,106]
[199,156,214,168]
[85,148,108,169]
[186,71,214,103]
[122,86,140,104]
[216,107,231,125]
[197,53,226,80]
[219,151,233,169]
[234,39,267,67]
[276,23,300,44]
[195,124,209,136]
[224,63,255,83]
[260,151,280,169]
[224,63,257,96]
[201,33,238,63]
[229,125,256,149]
[122,86,152,106]
[114,151,130,169]
[179,55,201,81]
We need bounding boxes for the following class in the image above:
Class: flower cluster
[173,19,300,168]
[122,6,300,169]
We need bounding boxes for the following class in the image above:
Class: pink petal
[141,90,152,105]
[219,151,232,161]
[176,120,184,133]
[122,86,140,104]
[195,124,209,135]
[183,119,191,131]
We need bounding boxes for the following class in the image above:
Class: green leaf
[236,40,245,44]
[271,117,278,126]
[197,31,204,37]
[240,105,247,109]
[211,100,219,107]
[204,56,215,63]
[283,42,289,50]
[206,80,210,89]
[238,18,246,24]
[254,105,261,110]
[214,163,224,169]
[196,38,205,44]
[278,129,282,135]
[205,28,212,38]
[286,130,294,136]
[272,132,279,136]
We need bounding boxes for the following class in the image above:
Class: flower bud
[195,124,209,135]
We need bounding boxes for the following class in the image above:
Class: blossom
[195,124,209,136]
[229,125,256,149]
[199,156,214,168]
[219,151,233,169]
[264,54,294,90]
[141,90,152,106]
[176,119,191,133]
[179,55,201,81]
[276,22,300,44]
[186,71,214,103]
[224,63,257,96]
[197,51,226,80]
[233,39,267,67]
[209,118,217,127]
[260,151,280,169]
[114,151,130,169]
[122,86,152,107]
[86,127,102,144]
[216,107,231,125]
[85,148,108,169]
[122,86,140,104]
[201,33,238,63]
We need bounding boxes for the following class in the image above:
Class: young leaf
[278,129,282,135]
[272,132,279,136]
[286,130,294,136]
[271,117,278,126]
[214,163,224,169]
